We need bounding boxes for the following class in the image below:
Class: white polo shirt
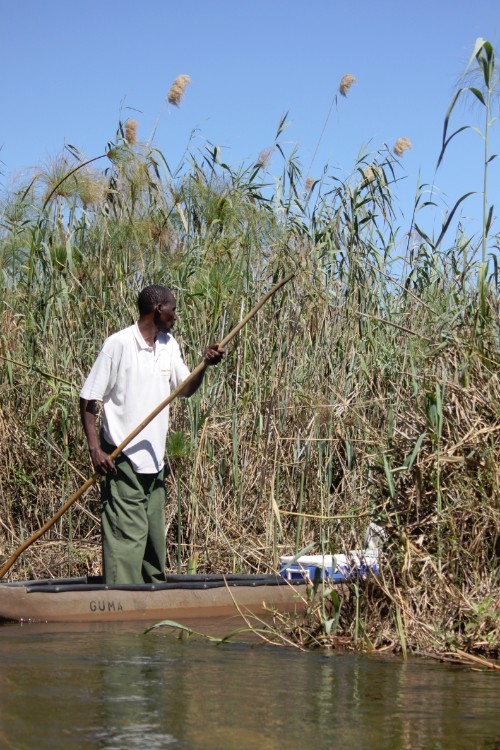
[80,323,190,473]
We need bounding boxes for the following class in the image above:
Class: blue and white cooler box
[279,550,380,582]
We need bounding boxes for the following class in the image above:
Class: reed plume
[393,137,412,156]
[168,74,192,106]
[257,146,274,169]
[124,119,138,145]
[339,74,356,97]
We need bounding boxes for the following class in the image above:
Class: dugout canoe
[0,573,307,623]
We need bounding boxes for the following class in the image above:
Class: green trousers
[100,439,167,585]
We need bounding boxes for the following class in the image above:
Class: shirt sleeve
[79,339,120,400]
[169,338,191,389]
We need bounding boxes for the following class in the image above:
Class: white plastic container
[279,549,380,582]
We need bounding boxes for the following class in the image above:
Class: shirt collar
[132,322,152,350]
[132,322,170,350]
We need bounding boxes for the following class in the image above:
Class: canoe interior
[2,573,298,593]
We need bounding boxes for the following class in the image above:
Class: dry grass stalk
[124,119,138,145]
[168,74,192,106]
[393,137,412,156]
[339,74,356,97]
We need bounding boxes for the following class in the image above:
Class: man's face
[155,295,177,334]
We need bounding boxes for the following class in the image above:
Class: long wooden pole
[0,272,294,579]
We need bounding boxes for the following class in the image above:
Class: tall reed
[0,41,498,657]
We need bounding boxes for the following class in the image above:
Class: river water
[0,620,498,750]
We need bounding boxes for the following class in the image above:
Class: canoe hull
[0,575,307,623]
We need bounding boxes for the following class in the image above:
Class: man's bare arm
[79,398,116,475]
[179,345,225,398]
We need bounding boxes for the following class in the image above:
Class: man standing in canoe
[79,285,224,585]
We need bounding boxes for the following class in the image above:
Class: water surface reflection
[0,621,498,749]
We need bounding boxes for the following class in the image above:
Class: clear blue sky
[2,0,499,250]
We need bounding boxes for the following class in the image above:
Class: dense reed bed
[0,41,498,657]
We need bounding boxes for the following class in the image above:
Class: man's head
[138,285,176,333]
